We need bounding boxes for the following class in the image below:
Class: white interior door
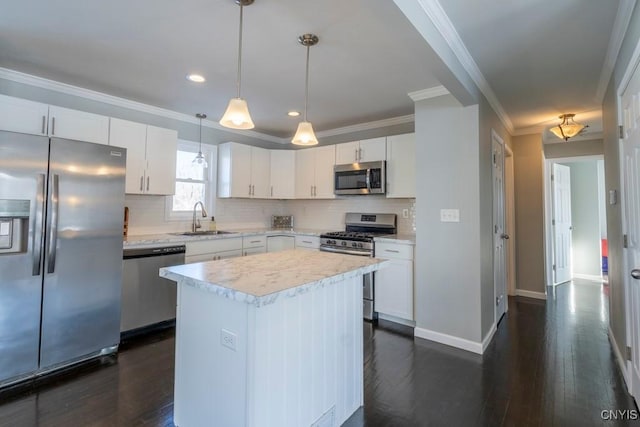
[492,133,507,323]
[621,61,640,398]
[552,164,573,284]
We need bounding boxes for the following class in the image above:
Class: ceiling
[0,0,631,141]
[0,0,441,139]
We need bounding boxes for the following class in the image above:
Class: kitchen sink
[171,230,237,236]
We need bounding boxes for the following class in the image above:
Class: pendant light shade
[220,98,254,129]
[220,0,255,130]
[292,34,319,146]
[193,113,208,168]
[549,114,587,141]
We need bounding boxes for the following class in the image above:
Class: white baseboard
[414,327,483,354]
[609,326,630,391]
[515,289,547,300]
[573,273,604,283]
[481,324,497,353]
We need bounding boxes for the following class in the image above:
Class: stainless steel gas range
[320,213,397,321]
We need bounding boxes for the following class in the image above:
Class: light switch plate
[609,189,617,205]
[440,209,460,223]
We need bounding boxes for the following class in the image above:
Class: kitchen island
[160,249,387,427]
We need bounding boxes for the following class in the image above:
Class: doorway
[492,130,508,324]
[544,155,607,287]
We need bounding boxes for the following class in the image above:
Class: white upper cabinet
[0,94,49,136]
[48,106,110,145]
[0,95,109,144]
[218,142,271,198]
[334,137,386,164]
[269,150,295,199]
[386,133,416,198]
[109,118,177,195]
[295,145,336,199]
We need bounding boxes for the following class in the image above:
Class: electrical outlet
[440,209,460,223]
[402,208,409,218]
[220,329,237,351]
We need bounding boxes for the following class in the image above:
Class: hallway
[0,280,636,426]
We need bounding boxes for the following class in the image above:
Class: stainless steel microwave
[334,161,386,195]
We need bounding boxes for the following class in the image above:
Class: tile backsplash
[125,195,415,236]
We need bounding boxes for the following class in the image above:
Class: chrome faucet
[192,201,208,232]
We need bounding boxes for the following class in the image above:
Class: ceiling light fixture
[549,114,588,141]
[193,113,208,168]
[219,0,255,130]
[287,111,300,117]
[292,34,319,146]
[187,74,206,83]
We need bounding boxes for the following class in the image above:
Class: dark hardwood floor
[0,279,636,426]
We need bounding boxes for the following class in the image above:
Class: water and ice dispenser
[0,199,30,254]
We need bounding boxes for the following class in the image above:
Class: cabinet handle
[250,240,261,243]
[51,117,56,135]
[359,148,362,161]
[249,184,252,196]
[140,176,144,191]
[355,148,358,162]
[41,116,46,134]
[314,186,317,197]
[271,186,273,197]
[252,184,255,196]
[244,251,247,256]
[310,185,313,197]
[384,249,400,253]
[146,177,150,191]
[302,240,312,244]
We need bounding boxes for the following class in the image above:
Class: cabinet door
[250,147,270,198]
[359,137,386,162]
[295,149,316,198]
[0,94,49,136]
[145,126,178,195]
[216,249,243,260]
[243,246,266,256]
[335,141,359,165]
[269,150,295,199]
[266,236,295,252]
[48,105,109,145]
[313,145,336,199]
[109,118,147,194]
[294,235,320,249]
[374,258,414,320]
[386,133,416,198]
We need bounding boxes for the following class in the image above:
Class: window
[165,140,217,220]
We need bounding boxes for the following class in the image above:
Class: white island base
[162,250,385,427]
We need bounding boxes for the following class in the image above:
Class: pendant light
[219,0,255,130]
[549,114,588,141]
[292,34,319,146]
[193,113,208,168]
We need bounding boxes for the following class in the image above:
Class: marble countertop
[160,249,387,307]
[123,227,333,248]
[374,234,416,245]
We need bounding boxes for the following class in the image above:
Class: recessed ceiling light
[287,111,300,117]
[186,74,206,83]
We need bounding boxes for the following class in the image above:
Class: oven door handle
[320,246,372,257]
[365,168,371,192]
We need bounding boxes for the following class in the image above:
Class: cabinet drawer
[295,235,320,249]
[185,238,242,257]
[375,243,413,260]
[242,235,267,248]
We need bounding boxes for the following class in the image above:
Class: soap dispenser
[209,216,216,231]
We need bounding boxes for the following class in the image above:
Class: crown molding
[415,0,514,134]
[596,0,637,102]
[0,67,285,144]
[408,85,449,101]
[315,114,415,138]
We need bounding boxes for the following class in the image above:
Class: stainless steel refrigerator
[0,130,126,387]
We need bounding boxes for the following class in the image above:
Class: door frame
[505,145,516,296]
[543,155,604,288]
[616,37,640,394]
[492,129,508,324]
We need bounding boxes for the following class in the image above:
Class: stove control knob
[351,242,357,247]
[358,243,363,248]
[341,241,347,246]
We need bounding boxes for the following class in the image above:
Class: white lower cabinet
[185,238,243,263]
[266,235,295,252]
[242,235,267,256]
[294,235,320,250]
[374,242,414,321]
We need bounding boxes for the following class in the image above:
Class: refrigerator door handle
[47,174,60,274]
[32,174,46,276]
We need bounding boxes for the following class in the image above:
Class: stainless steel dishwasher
[121,245,186,337]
